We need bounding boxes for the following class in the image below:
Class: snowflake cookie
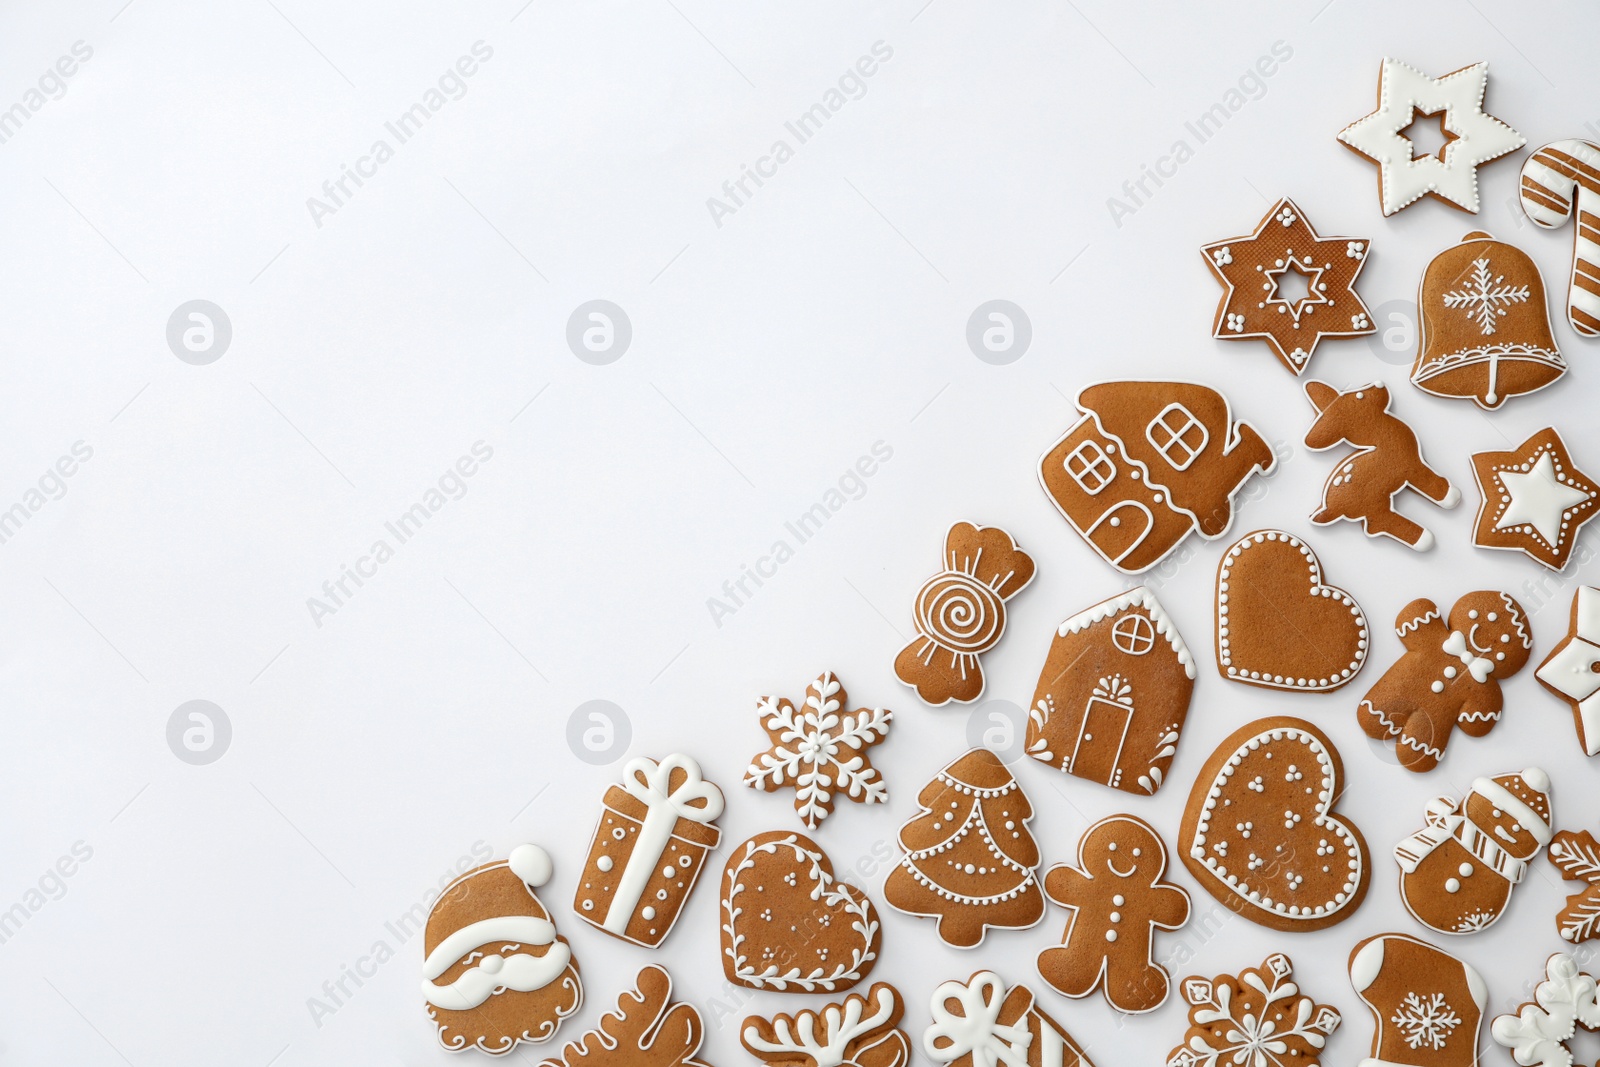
[1166,953,1340,1067]
[1549,827,1600,944]
[744,672,892,829]
[1491,954,1600,1067]
[1350,932,1487,1067]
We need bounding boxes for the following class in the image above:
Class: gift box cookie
[574,754,724,948]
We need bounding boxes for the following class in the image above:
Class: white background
[2,1,1599,1064]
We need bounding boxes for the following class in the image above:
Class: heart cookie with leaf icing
[1179,716,1369,932]
[721,831,881,993]
[1215,530,1368,692]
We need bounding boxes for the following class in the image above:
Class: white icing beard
[422,942,572,1011]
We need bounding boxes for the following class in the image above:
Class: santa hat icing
[1473,768,1553,843]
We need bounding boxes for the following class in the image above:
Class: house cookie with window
[1025,587,1196,795]
[1038,381,1277,574]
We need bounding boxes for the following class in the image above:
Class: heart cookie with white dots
[721,830,881,993]
[1179,716,1369,932]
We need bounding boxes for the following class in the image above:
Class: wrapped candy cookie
[573,754,724,948]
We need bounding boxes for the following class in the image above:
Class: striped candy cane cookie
[1521,138,1600,336]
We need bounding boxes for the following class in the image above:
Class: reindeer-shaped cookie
[1303,380,1459,550]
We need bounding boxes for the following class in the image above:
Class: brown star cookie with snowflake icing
[1471,427,1600,571]
[744,672,892,829]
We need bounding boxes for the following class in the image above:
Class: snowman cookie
[1394,768,1553,935]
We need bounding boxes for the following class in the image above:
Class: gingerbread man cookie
[740,983,910,1067]
[1492,954,1600,1067]
[1201,197,1375,375]
[744,672,892,829]
[1036,814,1190,1014]
[1471,428,1600,573]
[1349,932,1487,1067]
[1167,954,1341,1067]
[1395,768,1553,935]
[1356,591,1532,772]
[1521,138,1600,336]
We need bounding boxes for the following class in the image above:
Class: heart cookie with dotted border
[1215,530,1368,692]
[720,830,881,993]
[1180,716,1369,932]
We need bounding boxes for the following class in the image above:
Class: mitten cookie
[1037,814,1189,1013]
[744,672,892,829]
[1026,586,1195,795]
[740,983,909,1067]
[1471,428,1599,572]
[1549,828,1600,944]
[421,844,583,1055]
[1395,768,1552,934]
[540,966,713,1067]
[923,971,1094,1067]
[1536,587,1600,756]
[721,831,880,993]
[1038,380,1276,574]
[894,522,1034,706]
[1349,933,1486,1067]
[1491,954,1600,1066]
[1357,591,1532,771]
[1303,381,1459,546]
[884,749,1044,948]
[1180,717,1368,931]
[1167,954,1340,1067]
[1521,138,1600,336]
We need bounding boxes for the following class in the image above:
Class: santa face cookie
[720,831,880,993]
[744,672,892,828]
[1303,381,1460,549]
[1338,58,1525,216]
[543,965,712,1067]
[1037,814,1190,1014]
[1414,232,1565,408]
[421,844,582,1056]
[1349,933,1487,1067]
[894,522,1034,706]
[1356,591,1532,772]
[1521,138,1600,336]
[883,749,1044,948]
[1215,530,1368,691]
[1026,586,1195,795]
[1201,197,1375,375]
[1038,380,1276,574]
[923,971,1095,1067]
[1394,768,1553,935]
[574,754,724,948]
[1471,428,1599,572]
[1167,954,1341,1067]
[1180,717,1368,932]
[1549,828,1600,944]
[1492,954,1600,1067]
[741,983,909,1067]
[1537,587,1600,756]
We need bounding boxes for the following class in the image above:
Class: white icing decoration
[599,753,722,938]
[1057,585,1195,678]
[420,915,569,1010]
[743,671,892,829]
[741,984,899,1067]
[1536,586,1600,755]
[1491,954,1600,1066]
[1521,139,1600,337]
[922,971,1032,1067]
[596,855,613,872]
[1338,58,1525,216]
[1443,255,1531,334]
[1496,449,1591,546]
[508,843,552,888]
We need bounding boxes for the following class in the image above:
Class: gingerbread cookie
[923,971,1095,1067]
[884,748,1044,948]
[1414,232,1566,408]
[1180,717,1368,932]
[1201,197,1375,375]
[740,983,909,1067]
[1395,768,1553,935]
[421,844,582,1055]
[894,522,1034,706]
[1215,530,1368,692]
[1536,587,1600,756]
[540,966,712,1067]
[744,672,891,829]
[1037,814,1189,1014]
[1356,591,1532,772]
[1492,954,1600,1066]
[1167,954,1341,1067]
[1349,933,1487,1067]
[1038,380,1276,574]
[1549,828,1600,944]
[1471,428,1599,572]
[1026,586,1195,795]
[1304,381,1460,548]
[574,754,723,948]
[1521,138,1600,336]
[1338,58,1525,216]
[720,831,880,992]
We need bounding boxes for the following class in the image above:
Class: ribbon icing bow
[1441,630,1496,682]
[923,972,1032,1067]
[621,754,726,824]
